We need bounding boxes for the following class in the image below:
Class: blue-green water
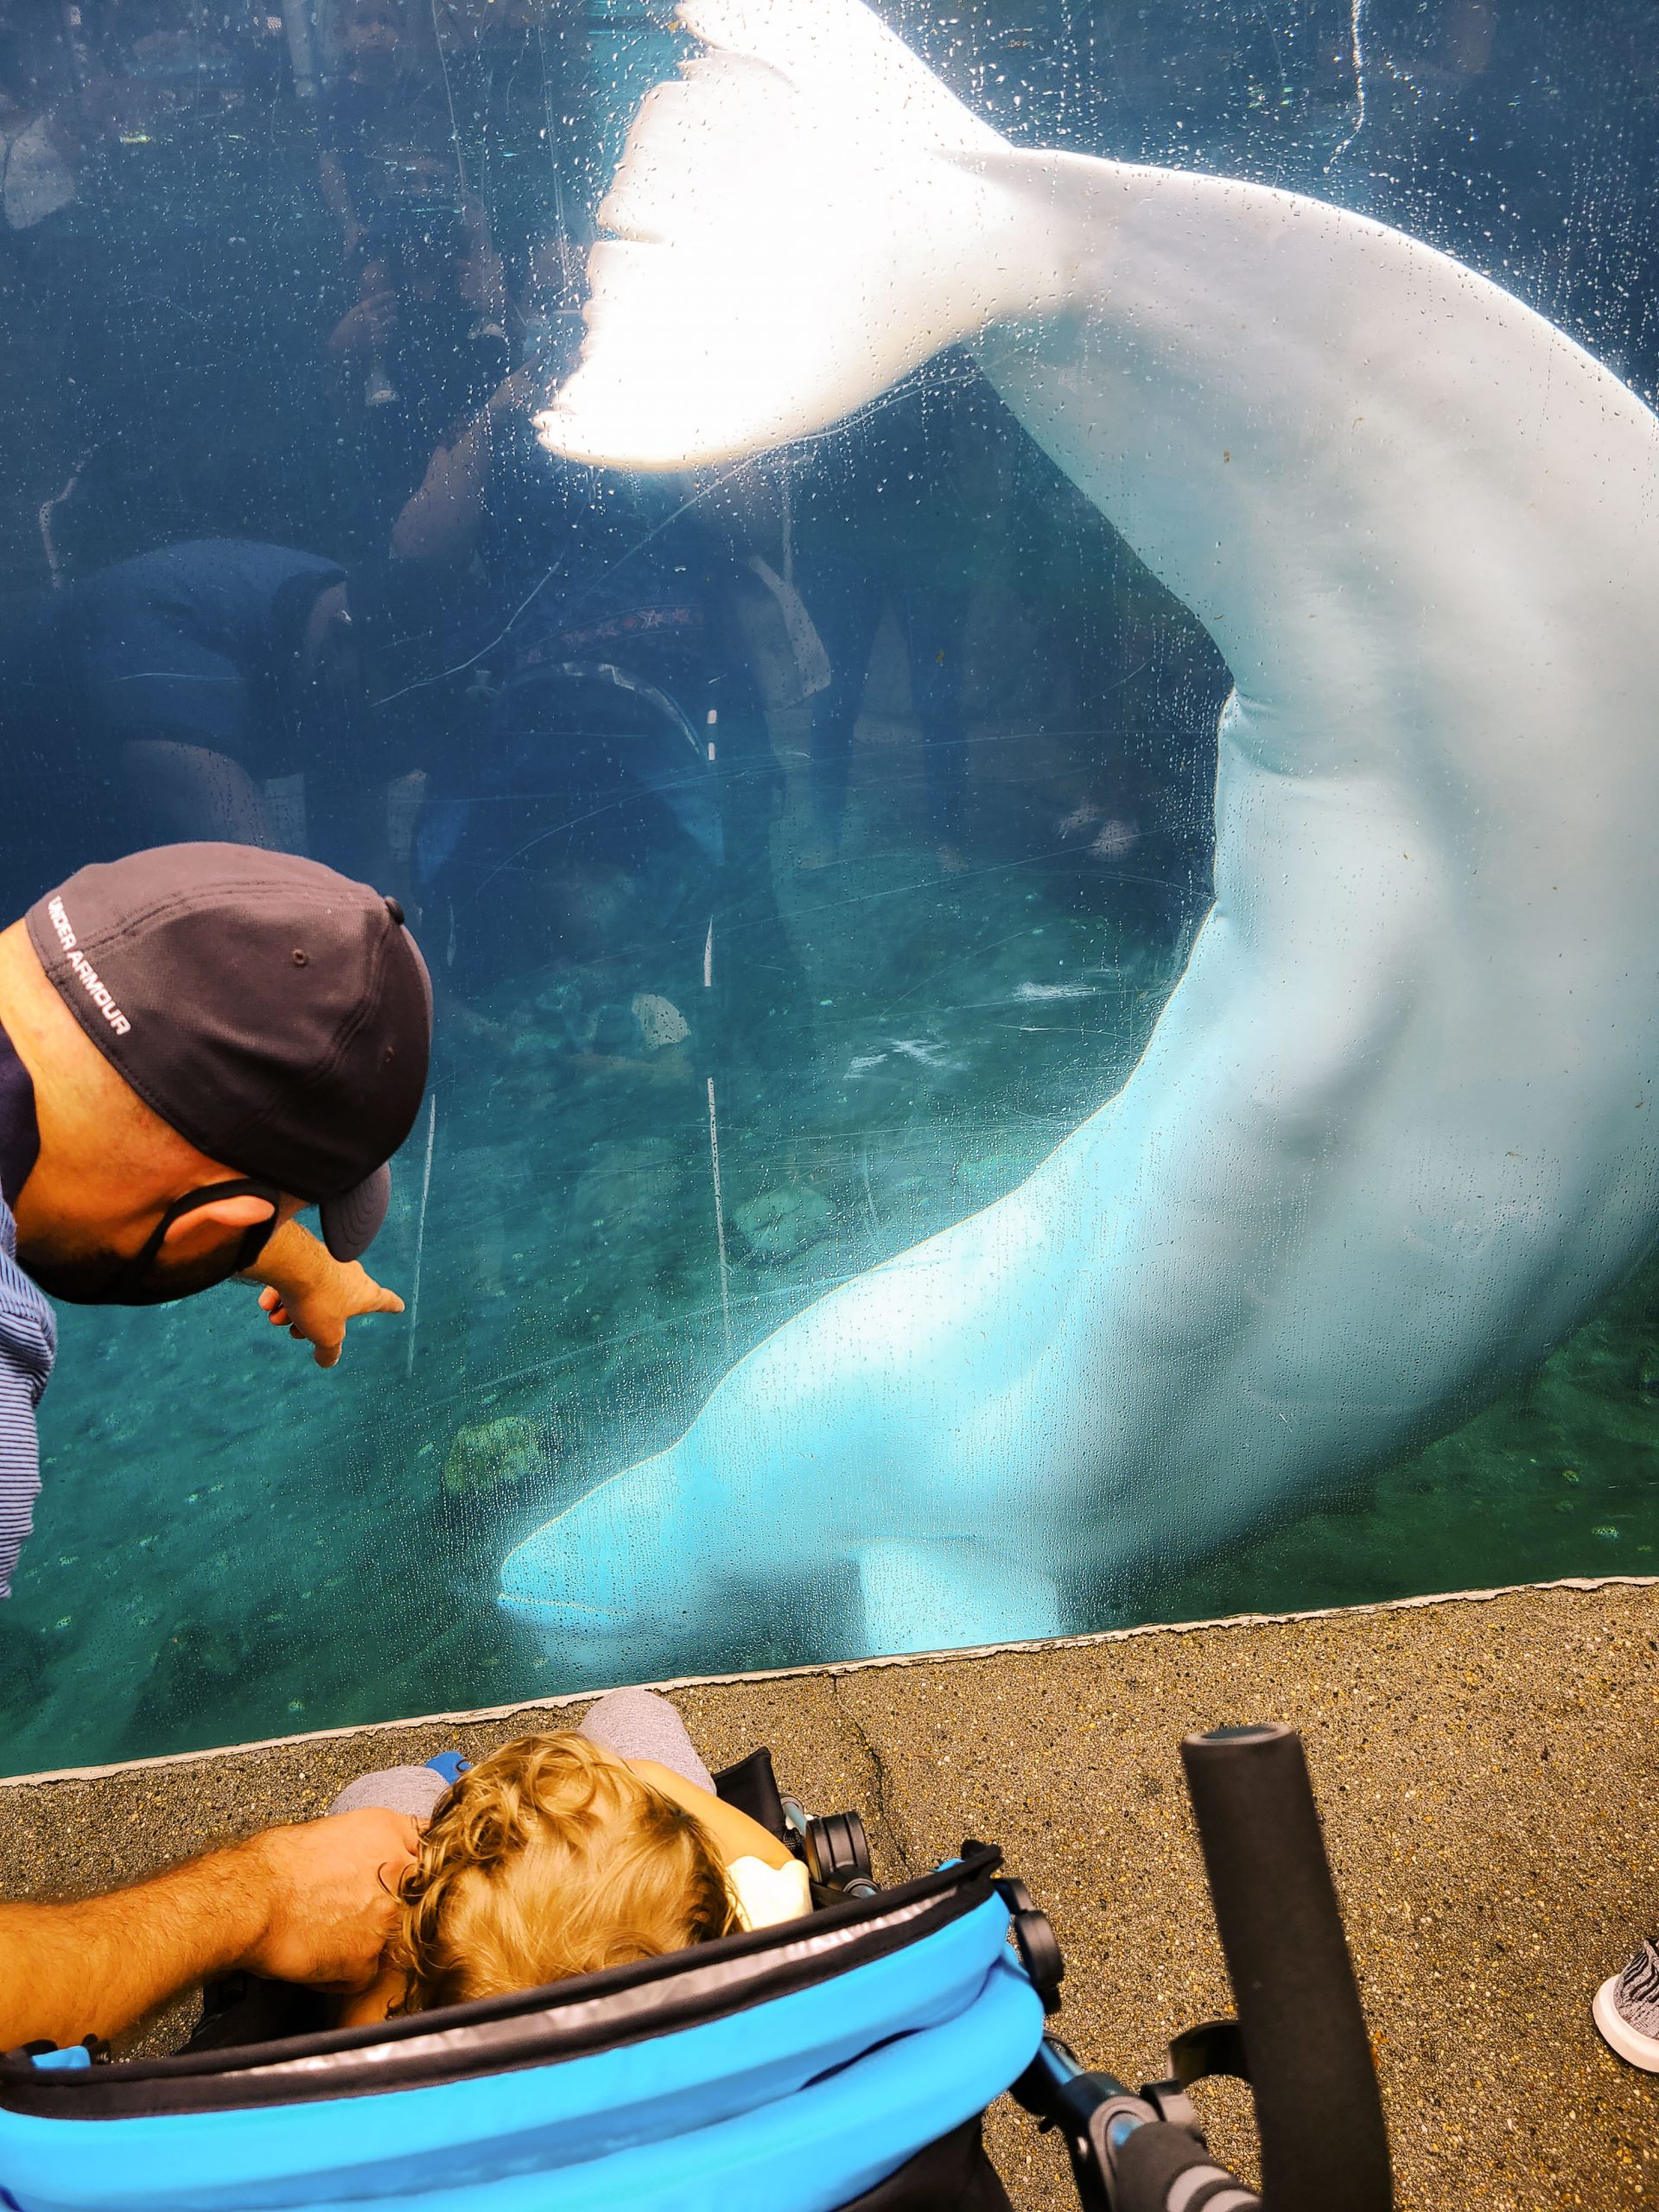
[3,1,1658,1774]
[10,669,1659,1773]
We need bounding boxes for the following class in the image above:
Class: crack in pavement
[830,1674,917,1880]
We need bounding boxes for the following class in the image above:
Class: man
[0,839,433,1600]
[0,841,433,2047]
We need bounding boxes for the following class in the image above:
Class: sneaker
[1593,1941,1659,2070]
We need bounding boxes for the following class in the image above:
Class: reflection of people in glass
[431,0,594,290]
[393,378,733,988]
[326,163,509,543]
[0,539,407,891]
[788,354,1006,872]
[1007,443,1225,944]
[71,0,253,147]
[0,32,79,254]
[391,358,792,1066]
[0,24,112,333]
[118,7,239,85]
[317,0,454,258]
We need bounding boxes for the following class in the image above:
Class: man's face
[16,1181,291,1306]
[300,585,366,707]
[16,1216,256,1305]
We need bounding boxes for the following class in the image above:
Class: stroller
[0,1724,1393,2212]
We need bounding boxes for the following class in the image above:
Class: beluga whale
[501,0,1659,1668]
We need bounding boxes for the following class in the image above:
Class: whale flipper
[506,0,1659,1667]
[854,1541,1065,1659]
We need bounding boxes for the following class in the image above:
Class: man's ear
[160,1194,277,1254]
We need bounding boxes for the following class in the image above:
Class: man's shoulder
[0,1199,56,1387]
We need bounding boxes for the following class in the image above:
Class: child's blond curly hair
[387,1732,738,2010]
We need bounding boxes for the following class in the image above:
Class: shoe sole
[1592,1974,1659,2071]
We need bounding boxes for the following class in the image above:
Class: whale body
[501,0,1659,1666]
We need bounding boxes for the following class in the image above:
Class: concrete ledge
[2,1579,1656,2208]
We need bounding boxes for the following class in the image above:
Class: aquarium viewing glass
[1,0,1656,1775]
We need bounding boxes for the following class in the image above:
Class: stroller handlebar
[1015,2039,1264,2212]
[1014,1723,1391,2212]
[1115,2118,1262,2212]
[1180,1723,1393,2212]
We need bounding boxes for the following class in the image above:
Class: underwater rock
[733,1185,834,1263]
[531,978,692,1062]
[571,1137,683,1242]
[508,1031,566,1068]
[442,1415,544,1498]
[632,993,690,1052]
[535,977,587,1028]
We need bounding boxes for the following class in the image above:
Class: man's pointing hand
[245,1218,405,1369]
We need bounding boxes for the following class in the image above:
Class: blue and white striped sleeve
[0,1205,55,1601]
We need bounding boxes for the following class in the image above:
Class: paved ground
[3,1580,1656,2209]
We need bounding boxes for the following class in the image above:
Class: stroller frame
[0,1726,1392,2212]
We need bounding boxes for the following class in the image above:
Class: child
[334,1689,811,2022]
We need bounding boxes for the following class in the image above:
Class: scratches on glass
[1325,0,1368,170]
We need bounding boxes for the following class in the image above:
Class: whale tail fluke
[673,0,1001,161]
[535,0,1023,471]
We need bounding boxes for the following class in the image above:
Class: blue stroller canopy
[0,1848,1044,2212]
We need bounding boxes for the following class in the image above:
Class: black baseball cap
[26,844,432,1262]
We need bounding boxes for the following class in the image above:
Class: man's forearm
[0,1809,417,2050]
[241,1217,327,1297]
[0,1843,266,2050]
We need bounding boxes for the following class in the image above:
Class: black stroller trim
[0,1847,1005,2120]
[837,2117,1015,2212]
[712,1747,790,1841]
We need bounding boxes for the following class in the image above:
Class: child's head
[346,0,401,73]
[389,1732,737,2009]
